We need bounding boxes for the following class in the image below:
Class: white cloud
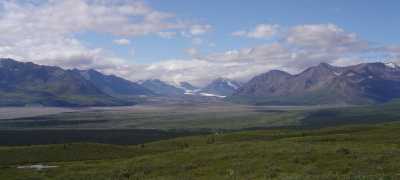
[130,24,399,86]
[0,0,185,37]
[232,24,280,39]
[0,0,398,88]
[113,39,131,46]
[189,24,212,36]
[285,24,368,52]
[0,0,210,76]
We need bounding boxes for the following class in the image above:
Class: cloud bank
[0,1,399,86]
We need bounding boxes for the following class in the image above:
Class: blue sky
[1,0,400,85]
[129,0,400,63]
[74,0,400,64]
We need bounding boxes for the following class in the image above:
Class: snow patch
[199,93,226,98]
[333,72,342,76]
[183,88,201,96]
[385,62,399,69]
[18,164,58,171]
[227,81,239,89]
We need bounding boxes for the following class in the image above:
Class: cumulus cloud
[232,24,280,39]
[0,1,398,87]
[0,0,211,77]
[131,24,399,86]
[189,24,212,36]
[113,39,131,46]
[285,24,369,53]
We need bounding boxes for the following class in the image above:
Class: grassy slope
[2,122,400,179]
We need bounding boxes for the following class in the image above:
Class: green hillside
[2,122,400,179]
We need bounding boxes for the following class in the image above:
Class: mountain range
[1,58,400,106]
[229,62,400,105]
[0,58,131,106]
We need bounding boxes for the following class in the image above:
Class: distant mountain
[201,78,242,97]
[0,58,131,107]
[230,62,400,105]
[139,79,185,96]
[179,82,198,91]
[80,69,153,97]
[176,82,201,95]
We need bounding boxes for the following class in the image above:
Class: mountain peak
[315,62,340,71]
[140,79,185,96]
[179,82,198,91]
[318,62,332,67]
[212,77,232,83]
[0,58,22,67]
[231,61,400,105]
[384,62,400,69]
[266,69,291,75]
[201,78,242,96]
[0,58,17,62]
[0,58,133,106]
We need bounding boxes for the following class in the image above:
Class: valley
[2,59,400,179]
[1,1,400,179]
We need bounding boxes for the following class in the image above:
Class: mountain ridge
[2,58,400,106]
[79,69,154,97]
[229,62,400,105]
[0,58,142,106]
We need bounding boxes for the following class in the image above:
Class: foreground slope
[2,122,400,179]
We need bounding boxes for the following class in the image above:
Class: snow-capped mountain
[384,62,400,69]
[230,62,400,105]
[200,78,243,97]
[177,82,201,95]
[138,79,185,96]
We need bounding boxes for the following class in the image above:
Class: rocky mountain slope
[229,62,400,105]
[0,59,136,106]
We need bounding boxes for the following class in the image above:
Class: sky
[0,0,400,86]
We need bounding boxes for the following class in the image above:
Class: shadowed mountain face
[179,82,198,91]
[201,78,242,96]
[80,69,154,97]
[139,79,185,96]
[230,62,400,105]
[0,58,133,107]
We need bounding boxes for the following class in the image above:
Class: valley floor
[1,101,400,179]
